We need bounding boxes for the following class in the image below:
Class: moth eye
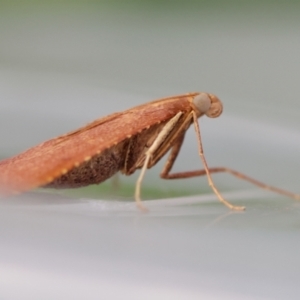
[193,93,211,114]
[206,94,223,118]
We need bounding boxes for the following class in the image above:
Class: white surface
[1,190,300,300]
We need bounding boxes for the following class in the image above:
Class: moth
[0,92,299,211]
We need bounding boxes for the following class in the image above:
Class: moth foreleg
[136,111,243,210]
[134,112,183,212]
[190,111,245,210]
[160,112,245,211]
[161,112,300,209]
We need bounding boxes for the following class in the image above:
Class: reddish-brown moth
[0,92,299,211]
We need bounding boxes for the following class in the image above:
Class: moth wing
[0,97,192,194]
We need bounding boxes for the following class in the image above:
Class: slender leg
[160,133,185,176]
[135,155,151,212]
[160,111,244,210]
[160,111,300,207]
[162,166,300,201]
[192,111,246,210]
[135,112,183,212]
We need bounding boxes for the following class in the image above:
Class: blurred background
[1,1,300,299]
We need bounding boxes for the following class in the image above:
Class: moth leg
[135,154,151,212]
[159,132,185,176]
[162,165,300,203]
[161,111,245,211]
[135,112,183,212]
[161,112,300,208]
[204,168,300,201]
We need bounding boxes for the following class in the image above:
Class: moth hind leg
[160,127,245,210]
[161,111,300,208]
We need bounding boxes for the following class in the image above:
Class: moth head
[193,93,223,118]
